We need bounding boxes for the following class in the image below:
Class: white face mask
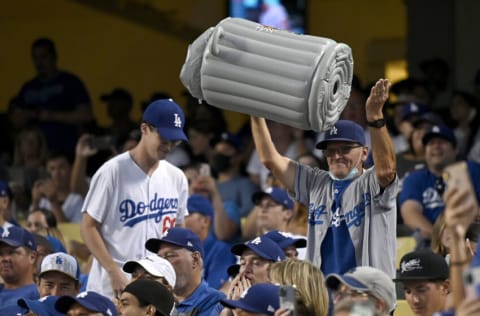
[328,151,363,181]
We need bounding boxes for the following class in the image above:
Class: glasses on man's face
[333,287,371,302]
[323,145,362,157]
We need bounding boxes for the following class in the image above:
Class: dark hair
[32,38,57,59]
[31,208,58,228]
[46,151,73,166]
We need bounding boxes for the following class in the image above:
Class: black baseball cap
[393,250,449,282]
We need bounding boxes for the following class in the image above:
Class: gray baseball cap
[326,266,396,313]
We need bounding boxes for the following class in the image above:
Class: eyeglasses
[323,145,362,157]
[333,288,371,301]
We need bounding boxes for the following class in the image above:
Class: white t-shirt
[83,152,188,298]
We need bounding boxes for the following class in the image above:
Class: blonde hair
[431,212,448,257]
[269,258,329,316]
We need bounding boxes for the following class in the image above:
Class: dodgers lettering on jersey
[119,193,179,228]
[308,193,370,228]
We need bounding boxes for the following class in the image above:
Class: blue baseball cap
[187,195,214,218]
[316,120,366,149]
[422,124,456,147]
[252,187,294,210]
[0,226,36,251]
[55,291,118,316]
[231,235,286,262]
[211,132,244,152]
[401,102,430,121]
[145,227,205,258]
[221,283,280,315]
[262,230,307,249]
[0,181,12,198]
[142,98,188,142]
[18,296,63,316]
[46,236,67,253]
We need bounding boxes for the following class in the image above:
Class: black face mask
[210,153,232,173]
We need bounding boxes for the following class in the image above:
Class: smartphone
[198,163,211,177]
[279,285,296,316]
[442,161,478,216]
[89,135,114,150]
[463,266,480,298]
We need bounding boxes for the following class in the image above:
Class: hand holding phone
[89,135,114,151]
[443,161,479,230]
[279,285,296,316]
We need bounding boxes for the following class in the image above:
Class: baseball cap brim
[18,298,55,316]
[156,126,188,142]
[123,259,161,277]
[252,191,270,205]
[39,269,78,281]
[55,296,101,314]
[145,238,162,253]
[145,238,199,254]
[316,138,362,150]
[278,238,307,249]
[231,243,273,261]
[227,264,240,277]
[221,299,263,314]
[0,238,24,248]
[325,274,369,291]
[392,276,447,282]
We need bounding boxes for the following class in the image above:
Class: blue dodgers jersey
[399,160,480,225]
[320,180,357,275]
[398,169,444,224]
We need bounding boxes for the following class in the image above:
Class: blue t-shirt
[0,283,39,306]
[320,180,357,275]
[218,176,258,218]
[16,71,91,154]
[203,233,237,290]
[174,280,225,316]
[399,161,480,224]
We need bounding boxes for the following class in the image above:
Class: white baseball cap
[39,252,80,281]
[123,255,176,288]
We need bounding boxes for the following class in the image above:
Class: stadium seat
[58,222,83,243]
[394,300,413,316]
[396,236,416,268]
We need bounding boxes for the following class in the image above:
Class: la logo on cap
[330,126,338,135]
[2,227,10,238]
[77,292,89,298]
[432,126,440,133]
[173,113,182,128]
[250,237,262,245]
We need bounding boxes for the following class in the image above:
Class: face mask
[210,153,232,173]
[329,167,358,181]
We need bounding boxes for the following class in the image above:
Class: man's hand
[227,270,251,300]
[76,134,98,158]
[108,266,129,299]
[366,78,391,120]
